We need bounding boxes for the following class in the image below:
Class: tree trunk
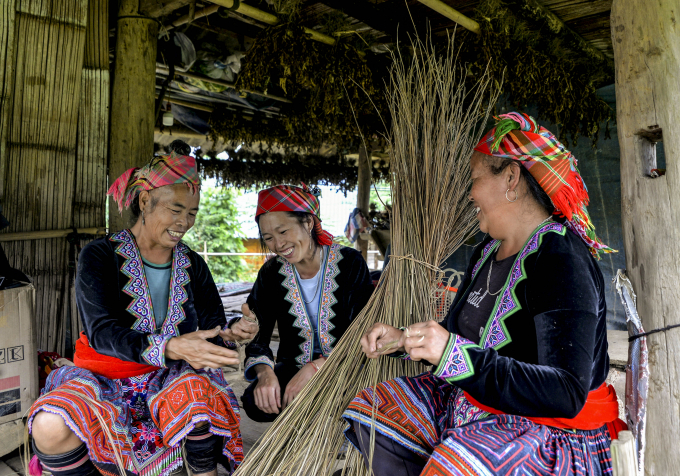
[356,144,371,260]
[108,0,157,231]
[611,0,680,473]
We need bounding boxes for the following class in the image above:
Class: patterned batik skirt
[342,373,613,476]
[28,361,243,476]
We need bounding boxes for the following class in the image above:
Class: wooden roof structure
[134,0,616,153]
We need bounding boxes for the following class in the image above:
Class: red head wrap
[107,151,201,214]
[474,112,614,259]
[255,183,334,246]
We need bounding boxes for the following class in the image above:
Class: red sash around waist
[74,332,161,379]
[464,384,627,439]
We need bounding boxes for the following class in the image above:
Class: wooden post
[108,0,158,231]
[611,0,680,473]
[356,144,371,261]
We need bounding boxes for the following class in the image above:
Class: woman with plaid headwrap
[342,113,624,476]
[241,184,374,422]
[28,142,258,476]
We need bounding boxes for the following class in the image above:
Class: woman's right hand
[254,365,281,414]
[165,326,240,369]
[360,323,405,359]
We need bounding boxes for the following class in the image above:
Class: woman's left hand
[400,321,450,366]
[219,304,260,343]
[282,358,323,409]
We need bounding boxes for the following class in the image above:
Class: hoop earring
[506,189,518,203]
[142,210,146,225]
[309,231,312,250]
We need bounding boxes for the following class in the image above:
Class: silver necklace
[300,247,324,304]
[486,215,552,297]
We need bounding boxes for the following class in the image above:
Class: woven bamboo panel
[0,0,16,200]
[71,0,109,347]
[2,0,88,355]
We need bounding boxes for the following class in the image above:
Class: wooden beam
[156,66,292,103]
[0,228,107,242]
[156,94,214,112]
[416,0,480,34]
[109,0,159,231]
[318,0,423,45]
[611,0,680,473]
[155,127,209,139]
[208,0,337,46]
[511,0,612,71]
[141,0,191,17]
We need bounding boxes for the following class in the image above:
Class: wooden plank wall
[71,0,109,345]
[2,0,89,355]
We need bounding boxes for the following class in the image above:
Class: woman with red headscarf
[342,113,624,476]
[241,184,374,422]
[28,142,258,476]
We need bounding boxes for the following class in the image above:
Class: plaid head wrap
[256,183,334,246]
[107,151,201,214]
[474,112,614,259]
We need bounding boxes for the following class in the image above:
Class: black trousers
[240,361,301,422]
[345,420,427,476]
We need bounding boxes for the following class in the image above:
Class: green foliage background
[183,187,247,283]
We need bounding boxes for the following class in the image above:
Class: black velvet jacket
[245,244,373,380]
[433,221,609,419]
[76,229,227,368]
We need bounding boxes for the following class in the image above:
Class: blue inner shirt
[294,246,327,354]
[142,257,172,331]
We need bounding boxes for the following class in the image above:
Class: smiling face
[258,212,314,265]
[139,184,200,249]
[469,151,518,236]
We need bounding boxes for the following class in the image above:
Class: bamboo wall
[0,0,109,355]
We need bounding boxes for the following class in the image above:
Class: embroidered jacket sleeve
[244,260,278,381]
[437,234,606,419]
[77,240,173,367]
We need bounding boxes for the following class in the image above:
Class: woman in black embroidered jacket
[241,184,374,422]
[28,145,257,476]
[342,113,625,476]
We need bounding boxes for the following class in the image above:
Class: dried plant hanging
[232,31,500,476]
[462,0,614,146]
[195,148,389,194]
[210,18,387,152]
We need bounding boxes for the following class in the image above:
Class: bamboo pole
[208,0,337,46]
[109,0,158,232]
[416,0,480,34]
[165,4,219,31]
[0,228,107,242]
[356,144,371,260]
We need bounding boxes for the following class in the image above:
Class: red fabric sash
[464,384,627,439]
[74,332,161,379]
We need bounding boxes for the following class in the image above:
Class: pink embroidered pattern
[111,230,156,333]
[433,334,478,382]
[111,230,193,367]
[317,244,342,356]
[480,222,565,350]
[279,258,314,366]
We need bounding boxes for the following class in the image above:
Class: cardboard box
[0,284,37,426]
